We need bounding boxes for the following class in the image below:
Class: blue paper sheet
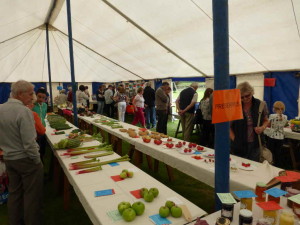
[149,214,172,225]
[233,190,257,198]
[94,189,114,197]
[265,187,287,197]
[109,162,120,167]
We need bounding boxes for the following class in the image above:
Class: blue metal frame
[46,24,53,111]
[66,0,78,126]
[213,0,230,210]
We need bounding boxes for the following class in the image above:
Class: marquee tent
[0,0,300,83]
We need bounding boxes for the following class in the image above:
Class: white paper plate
[195,148,207,152]
[162,145,176,149]
[203,153,215,158]
[179,149,195,155]
[238,163,256,171]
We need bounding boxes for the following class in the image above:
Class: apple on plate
[167,143,174,148]
[140,188,148,197]
[122,169,129,173]
[143,191,154,202]
[167,138,172,142]
[165,200,175,209]
[122,208,136,222]
[143,136,151,143]
[188,143,193,148]
[132,201,145,216]
[127,171,134,178]
[197,146,204,151]
[170,205,182,218]
[118,201,131,215]
[182,141,186,145]
[159,206,170,218]
[149,188,159,198]
[120,171,127,179]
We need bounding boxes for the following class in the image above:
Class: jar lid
[216,217,230,225]
[287,188,300,195]
[281,210,294,216]
[240,209,252,217]
[256,182,267,187]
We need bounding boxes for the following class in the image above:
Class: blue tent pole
[213,0,230,210]
[45,24,53,112]
[66,0,78,126]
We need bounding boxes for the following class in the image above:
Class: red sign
[264,78,276,87]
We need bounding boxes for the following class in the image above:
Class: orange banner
[212,89,243,124]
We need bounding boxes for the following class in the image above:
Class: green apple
[122,169,129,173]
[165,200,175,209]
[159,206,170,218]
[132,201,145,216]
[143,191,154,202]
[140,188,148,197]
[118,201,131,215]
[170,206,182,218]
[120,171,127,179]
[127,171,134,178]
[149,188,159,198]
[122,208,136,222]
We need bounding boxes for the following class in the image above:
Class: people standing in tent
[0,80,43,225]
[67,86,73,107]
[132,87,146,127]
[104,85,114,118]
[33,88,48,162]
[96,85,106,115]
[200,88,214,148]
[55,89,67,106]
[114,86,129,122]
[27,94,46,136]
[266,101,287,167]
[155,82,170,134]
[76,85,89,108]
[230,82,269,162]
[176,82,199,141]
[84,86,90,109]
[143,82,156,129]
[164,86,172,133]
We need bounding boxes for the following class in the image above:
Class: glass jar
[267,195,280,204]
[221,203,234,221]
[263,210,277,225]
[240,198,253,211]
[286,188,300,208]
[215,217,231,225]
[279,210,295,225]
[280,182,292,193]
[256,218,272,225]
[239,209,252,225]
[292,202,300,219]
[255,182,267,202]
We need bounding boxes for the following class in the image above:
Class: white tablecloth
[45,119,207,225]
[76,114,282,192]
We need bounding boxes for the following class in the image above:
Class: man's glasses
[241,94,251,99]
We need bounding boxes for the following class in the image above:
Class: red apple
[168,143,174,148]
[167,138,172,142]
[188,149,192,152]
[197,146,204,151]
[188,143,193,148]
[184,149,188,153]
[183,141,186,145]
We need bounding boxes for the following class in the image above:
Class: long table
[45,120,207,225]
[76,114,282,192]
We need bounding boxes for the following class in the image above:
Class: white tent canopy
[0,0,300,82]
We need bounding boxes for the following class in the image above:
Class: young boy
[268,101,288,168]
[33,88,48,161]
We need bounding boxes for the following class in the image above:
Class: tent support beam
[46,24,54,111]
[55,29,145,80]
[66,0,78,126]
[213,0,230,210]
[101,0,208,77]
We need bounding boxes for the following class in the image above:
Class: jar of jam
[240,198,253,211]
[286,187,300,208]
[256,218,272,225]
[255,182,267,202]
[263,210,277,225]
[267,195,280,204]
[216,217,230,225]
[279,210,294,225]
[221,203,234,221]
[239,209,252,225]
[292,202,300,219]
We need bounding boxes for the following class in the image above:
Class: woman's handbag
[257,101,273,164]
[126,104,135,114]
[193,108,204,124]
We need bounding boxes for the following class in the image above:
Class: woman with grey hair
[230,81,269,162]
[56,89,67,105]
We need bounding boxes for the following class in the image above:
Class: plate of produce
[179,148,195,155]
[195,145,207,152]
[161,137,175,142]
[238,162,257,171]
[163,143,176,149]
[203,153,215,158]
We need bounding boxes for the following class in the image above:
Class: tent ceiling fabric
[0,0,300,82]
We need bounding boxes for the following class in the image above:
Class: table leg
[53,157,63,194]
[134,150,143,168]
[165,165,174,182]
[116,138,123,155]
[128,144,135,159]
[63,174,71,210]
[145,155,153,171]
[154,159,159,173]
[175,119,181,138]
[288,139,300,170]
